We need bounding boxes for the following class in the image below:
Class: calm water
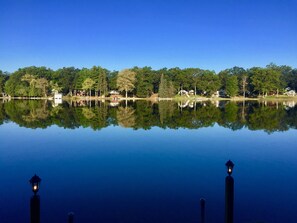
[0,100,297,223]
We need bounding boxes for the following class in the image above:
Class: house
[109,90,121,102]
[284,88,296,96]
[178,90,190,97]
[109,102,119,107]
[188,90,195,95]
[283,101,296,109]
[212,91,220,98]
[53,92,63,105]
[109,90,120,95]
[54,93,62,100]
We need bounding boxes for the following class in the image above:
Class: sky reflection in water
[0,101,297,223]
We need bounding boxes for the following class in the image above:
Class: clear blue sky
[0,0,296,73]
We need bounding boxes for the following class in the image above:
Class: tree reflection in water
[0,100,296,133]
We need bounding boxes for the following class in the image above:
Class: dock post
[225,160,235,223]
[225,176,234,223]
[68,212,74,223]
[30,195,40,223]
[200,198,205,223]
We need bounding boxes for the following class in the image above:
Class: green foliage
[250,67,281,96]
[21,74,49,97]
[196,70,220,96]
[169,67,184,90]
[219,67,244,97]
[292,69,297,91]
[107,71,118,90]
[284,68,297,91]
[117,106,136,128]
[116,69,136,98]
[4,67,53,97]
[0,101,6,124]
[53,67,80,95]
[191,69,205,94]
[158,74,175,98]
[0,100,296,133]
[158,101,175,125]
[35,78,49,97]
[92,66,108,96]
[78,66,109,96]
[75,68,90,89]
[266,63,296,91]
[218,102,243,130]
[1,63,296,98]
[248,104,288,133]
[133,67,154,98]
[0,71,9,95]
[225,76,238,97]
[133,101,158,129]
[3,100,51,128]
[82,78,95,96]
[5,70,26,96]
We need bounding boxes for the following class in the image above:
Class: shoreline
[1,95,297,102]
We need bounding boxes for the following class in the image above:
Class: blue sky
[0,0,296,72]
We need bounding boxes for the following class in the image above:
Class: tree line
[0,63,297,98]
[0,100,296,133]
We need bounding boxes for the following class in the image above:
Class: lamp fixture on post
[29,174,41,195]
[225,160,234,176]
[225,160,235,223]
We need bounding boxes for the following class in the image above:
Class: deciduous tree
[82,78,95,96]
[225,76,238,97]
[116,69,136,98]
[250,67,281,97]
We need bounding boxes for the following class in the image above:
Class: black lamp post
[30,174,41,195]
[225,160,234,223]
[29,174,41,223]
[200,198,205,223]
[68,212,74,223]
[226,160,234,176]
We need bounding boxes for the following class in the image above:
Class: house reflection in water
[109,90,121,107]
[53,93,63,107]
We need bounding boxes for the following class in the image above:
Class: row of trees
[1,63,297,98]
[1,100,296,133]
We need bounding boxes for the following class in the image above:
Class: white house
[286,90,296,96]
[54,93,62,100]
[53,92,63,105]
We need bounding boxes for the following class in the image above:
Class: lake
[0,99,297,223]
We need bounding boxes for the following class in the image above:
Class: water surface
[0,100,297,223]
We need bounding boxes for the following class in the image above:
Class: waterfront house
[54,92,63,105]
